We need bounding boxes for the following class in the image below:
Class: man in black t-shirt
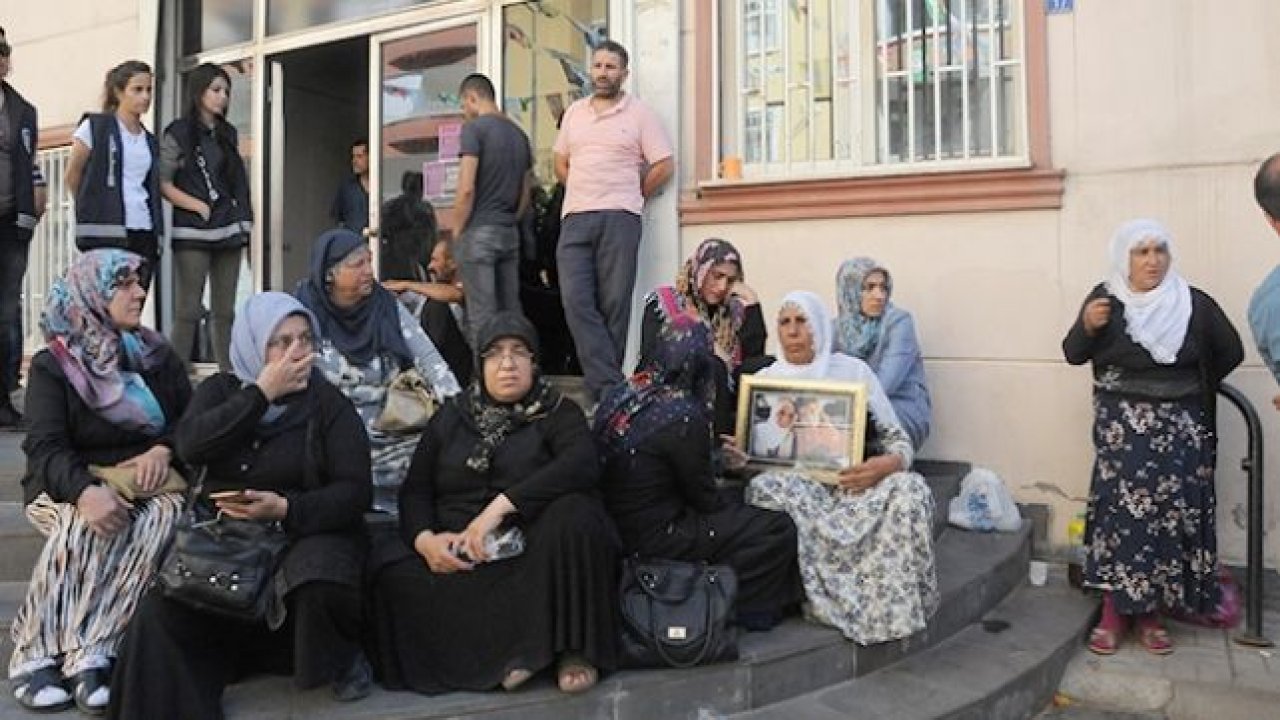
[453,73,532,345]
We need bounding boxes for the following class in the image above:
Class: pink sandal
[1136,616,1174,655]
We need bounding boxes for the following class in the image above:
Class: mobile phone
[209,490,250,503]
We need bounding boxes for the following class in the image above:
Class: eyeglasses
[266,332,315,351]
[481,347,534,363]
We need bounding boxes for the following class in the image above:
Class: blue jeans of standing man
[555,210,642,401]
[0,224,30,403]
[457,223,522,346]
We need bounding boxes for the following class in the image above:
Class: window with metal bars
[719,0,1027,178]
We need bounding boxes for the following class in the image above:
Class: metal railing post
[1217,383,1273,648]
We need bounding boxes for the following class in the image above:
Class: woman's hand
[458,495,515,563]
[215,489,288,521]
[76,484,133,538]
[1081,297,1112,336]
[117,445,172,492]
[413,530,473,574]
[731,281,759,306]
[836,454,903,493]
[719,435,749,472]
[256,347,312,402]
[193,200,211,222]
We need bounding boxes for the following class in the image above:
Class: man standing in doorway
[454,73,531,344]
[0,26,46,427]
[331,137,369,234]
[1247,152,1280,408]
[553,40,673,402]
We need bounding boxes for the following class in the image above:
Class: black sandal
[71,668,110,716]
[13,665,73,713]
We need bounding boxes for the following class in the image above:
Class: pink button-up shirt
[553,93,673,217]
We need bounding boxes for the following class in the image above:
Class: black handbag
[157,469,289,624]
[618,557,740,669]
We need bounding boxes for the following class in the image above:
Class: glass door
[369,18,484,272]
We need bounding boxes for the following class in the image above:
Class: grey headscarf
[230,292,321,422]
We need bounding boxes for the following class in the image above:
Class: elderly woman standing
[109,293,373,719]
[11,249,190,714]
[641,238,766,434]
[746,291,938,645]
[372,313,618,695]
[1063,219,1242,655]
[296,229,460,513]
[834,258,931,450]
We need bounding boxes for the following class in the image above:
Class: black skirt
[371,493,620,694]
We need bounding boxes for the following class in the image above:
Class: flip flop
[501,668,533,692]
[1087,626,1119,655]
[557,655,598,694]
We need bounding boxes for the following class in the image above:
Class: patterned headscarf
[1103,219,1191,365]
[294,228,414,368]
[669,238,748,369]
[40,249,167,434]
[463,312,559,474]
[834,257,893,360]
[594,314,716,459]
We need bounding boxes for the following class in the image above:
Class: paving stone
[1056,653,1174,712]
[1166,681,1280,720]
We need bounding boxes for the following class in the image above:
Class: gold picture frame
[734,375,869,483]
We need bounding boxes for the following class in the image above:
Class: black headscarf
[463,312,559,473]
[294,229,414,368]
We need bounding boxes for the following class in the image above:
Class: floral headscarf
[834,257,893,360]
[665,238,748,369]
[40,249,167,433]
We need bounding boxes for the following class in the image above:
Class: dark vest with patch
[2,82,39,241]
[74,113,161,245]
[164,116,252,250]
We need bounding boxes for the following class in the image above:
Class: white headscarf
[1103,219,1192,365]
[762,290,900,427]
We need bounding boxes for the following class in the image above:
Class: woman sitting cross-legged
[596,318,802,631]
[372,312,619,695]
[11,249,191,715]
[746,291,939,645]
[108,292,374,720]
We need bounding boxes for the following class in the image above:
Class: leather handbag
[373,367,437,434]
[618,557,740,669]
[157,470,289,624]
[89,464,187,501]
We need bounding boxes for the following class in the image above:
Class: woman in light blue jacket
[833,258,931,450]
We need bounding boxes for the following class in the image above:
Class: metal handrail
[1217,382,1273,647]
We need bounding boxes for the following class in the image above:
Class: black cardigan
[22,347,191,506]
[399,395,599,546]
[1062,282,1243,402]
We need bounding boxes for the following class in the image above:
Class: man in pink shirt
[553,40,674,402]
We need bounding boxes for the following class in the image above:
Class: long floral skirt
[1085,393,1219,616]
[746,470,938,645]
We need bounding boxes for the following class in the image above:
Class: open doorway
[266,36,368,291]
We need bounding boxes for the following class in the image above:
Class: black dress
[371,397,620,694]
[602,414,802,626]
[108,372,373,720]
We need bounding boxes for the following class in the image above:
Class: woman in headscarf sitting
[295,228,461,513]
[746,291,938,645]
[108,292,374,719]
[641,238,766,434]
[11,249,191,714]
[372,312,619,695]
[1063,219,1241,656]
[833,258,931,450]
[596,319,801,631]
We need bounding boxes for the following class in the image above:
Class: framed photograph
[734,376,868,482]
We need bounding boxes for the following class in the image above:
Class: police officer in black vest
[0,26,47,427]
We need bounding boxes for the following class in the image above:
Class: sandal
[501,668,533,692]
[72,667,111,716]
[1087,626,1120,655]
[556,654,598,695]
[1137,623,1174,655]
[13,665,73,713]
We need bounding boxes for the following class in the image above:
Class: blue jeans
[0,225,30,398]
[457,224,522,347]
[555,210,642,400]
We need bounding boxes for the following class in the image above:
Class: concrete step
[915,459,969,540]
[0,580,21,664]
[735,570,1096,720]
[0,502,41,585]
[0,523,1033,719]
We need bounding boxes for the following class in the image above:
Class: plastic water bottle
[1066,513,1086,588]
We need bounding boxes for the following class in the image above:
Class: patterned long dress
[746,404,938,645]
[315,302,461,513]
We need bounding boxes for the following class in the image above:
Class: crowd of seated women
[11,231,942,717]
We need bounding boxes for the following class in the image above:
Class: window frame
[681,0,1062,225]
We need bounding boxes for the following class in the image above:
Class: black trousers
[106,581,363,720]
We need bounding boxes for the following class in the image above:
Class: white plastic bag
[948,467,1022,533]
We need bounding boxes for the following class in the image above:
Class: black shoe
[71,668,110,716]
[331,653,372,702]
[13,665,74,713]
[0,403,26,430]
